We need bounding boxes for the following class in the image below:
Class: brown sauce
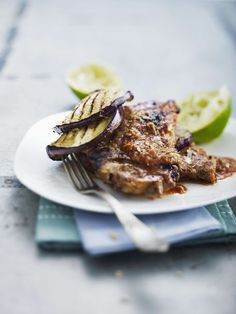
[165,184,187,196]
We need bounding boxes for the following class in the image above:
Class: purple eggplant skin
[175,135,193,151]
[54,90,134,134]
[47,109,123,161]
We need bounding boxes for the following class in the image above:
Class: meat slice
[89,100,181,167]
[215,156,236,179]
[96,161,180,197]
[178,145,217,183]
[178,145,236,183]
[118,100,180,166]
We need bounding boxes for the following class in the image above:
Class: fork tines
[63,154,96,191]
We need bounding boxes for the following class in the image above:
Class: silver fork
[63,154,169,252]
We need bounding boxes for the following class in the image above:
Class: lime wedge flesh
[178,86,231,144]
[66,64,123,99]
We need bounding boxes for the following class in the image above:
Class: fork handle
[94,190,169,252]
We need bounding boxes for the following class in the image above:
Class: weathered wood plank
[0,0,17,51]
[0,0,27,71]
[3,1,236,101]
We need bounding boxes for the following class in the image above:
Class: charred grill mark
[80,124,94,144]
[70,91,95,121]
[92,91,119,134]
[71,100,84,121]
[79,92,101,142]
[89,90,101,114]
[100,89,107,109]
[81,91,100,118]
[70,107,77,121]
[100,90,119,109]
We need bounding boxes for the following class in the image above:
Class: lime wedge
[178,85,231,144]
[66,64,123,99]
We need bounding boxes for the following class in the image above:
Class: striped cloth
[36,198,236,255]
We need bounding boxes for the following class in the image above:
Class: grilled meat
[88,100,181,167]
[96,161,180,196]
[215,156,236,179]
[178,145,217,183]
[80,100,236,198]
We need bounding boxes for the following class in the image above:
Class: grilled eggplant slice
[47,109,122,160]
[54,89,133,134]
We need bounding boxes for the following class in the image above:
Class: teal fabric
[184,200,236,245]
[36,198,80,250]
[36,198,236,251]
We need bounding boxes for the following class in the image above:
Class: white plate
[14,112,236,214]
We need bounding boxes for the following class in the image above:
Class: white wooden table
[1,1,236,313]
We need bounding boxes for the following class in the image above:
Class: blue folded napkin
[35,197,236,256]
[74,207,221,255]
